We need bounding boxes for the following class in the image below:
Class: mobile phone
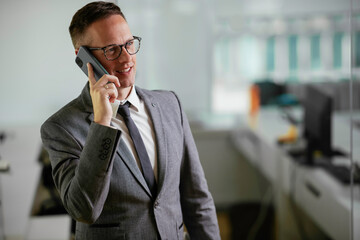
[75,46,108,81]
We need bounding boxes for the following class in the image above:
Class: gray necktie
[118,102,157,197]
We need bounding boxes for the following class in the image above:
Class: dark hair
[69,1,126,48]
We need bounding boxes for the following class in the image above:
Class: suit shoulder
[45,98,82,122]
[41,95,89,136]
[138,88,180,105]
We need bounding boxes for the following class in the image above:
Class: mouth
[116,67,132,74]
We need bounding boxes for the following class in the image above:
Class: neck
[117,86,133,100]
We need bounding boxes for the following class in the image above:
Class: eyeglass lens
[104,38,140,60]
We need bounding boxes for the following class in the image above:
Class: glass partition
[351,1,360,239]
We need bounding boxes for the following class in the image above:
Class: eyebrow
[108,37,135,46]
[89,37,136,49]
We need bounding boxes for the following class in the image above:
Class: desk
[232,107,360,240]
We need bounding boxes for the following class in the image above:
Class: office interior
[0,0,359,239]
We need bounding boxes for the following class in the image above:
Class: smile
[117,67,131,73]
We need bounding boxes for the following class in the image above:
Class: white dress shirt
[111,86,158,182]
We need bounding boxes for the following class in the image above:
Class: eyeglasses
[88,36,141,61]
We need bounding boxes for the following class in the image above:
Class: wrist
[94,116,112,127]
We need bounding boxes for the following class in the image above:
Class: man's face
[82,15,136,89]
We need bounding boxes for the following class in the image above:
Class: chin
[119,79,135,88]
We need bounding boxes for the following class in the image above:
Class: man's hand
[87,63,120,127]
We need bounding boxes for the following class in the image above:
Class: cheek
[104,62,117,74]
[131,57,137,74]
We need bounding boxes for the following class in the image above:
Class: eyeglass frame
[88,36,142,61]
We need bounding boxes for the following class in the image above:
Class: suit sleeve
[173,93,221,239]
[41,121,121,224]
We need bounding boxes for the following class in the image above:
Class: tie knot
[118,101,131,118]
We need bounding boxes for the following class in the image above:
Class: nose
[117,46,132,63]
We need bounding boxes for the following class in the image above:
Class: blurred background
[0,0,359,239]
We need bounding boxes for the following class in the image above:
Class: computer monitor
[303,85,333,165]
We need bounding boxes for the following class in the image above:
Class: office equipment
[303,155,360,184]
[287,86,357,184]
[354,119,360,129]
[0,161,9,172]
[0,132,10,172]
[280,106,302,126]
[303,85,333,165]
[254,81,284,106]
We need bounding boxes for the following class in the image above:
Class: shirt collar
[118,86,140,112]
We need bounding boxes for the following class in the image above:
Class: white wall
[122,1,213,116]
[0,0,214,127]
[0,0,86,125]
[0,0,98,126]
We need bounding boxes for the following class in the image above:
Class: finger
[94,74,120,89]
[107,88,118,102]
[87,63,97,86]
[103,75,121,88]
[104,82,115,90]
[109,95,117,103]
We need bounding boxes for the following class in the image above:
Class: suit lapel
[116,139,152,197]
[87,109,152,198]
[136,87,167,197]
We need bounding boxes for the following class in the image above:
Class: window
[266,36,275,72]
[212,35,262,113]
[355,31,360,67]
[333,32,343,69]
[311,34,321,69]
[214,38,231,75]
[288,35,298,72]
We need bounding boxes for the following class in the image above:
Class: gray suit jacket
[41,84,220,240]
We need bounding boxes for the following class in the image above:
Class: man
[41,1,220,239]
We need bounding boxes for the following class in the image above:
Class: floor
[217,211,232,240]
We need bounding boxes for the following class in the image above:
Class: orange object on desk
[249,84,260,116]
[248,84,260,129]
